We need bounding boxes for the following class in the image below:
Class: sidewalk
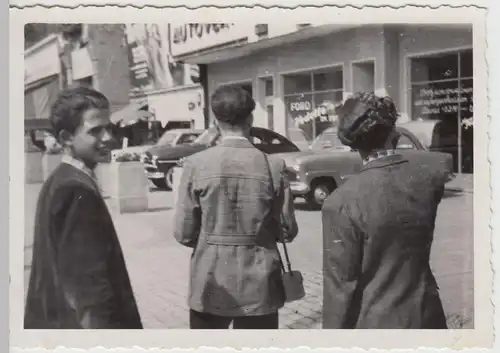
[24,182,473,329]
[112,211,323,329]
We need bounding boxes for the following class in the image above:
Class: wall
[88,25,131,113]
[24,35,61,87]
[206,24,473,137]
[207,26,386,136]
[146,86,205,129]
[24,23,60,50]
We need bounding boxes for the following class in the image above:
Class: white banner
[71,47,94,80]
[24,35,61,86]
[170,23,248,57]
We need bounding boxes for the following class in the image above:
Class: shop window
[460,51,473,78]
[313,70,343,91]
[409,50,473,173]
[284,67,343,141]
[284,73,312,95]
[411,52,459,82]
[264,79,274,97]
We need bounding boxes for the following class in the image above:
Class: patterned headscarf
[336,92,399,148]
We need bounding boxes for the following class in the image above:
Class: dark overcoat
[322,154,448,329]
[24,163,143,329]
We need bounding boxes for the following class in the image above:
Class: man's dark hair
[210,85,255,126]
[336,92,399,152]
[50,86,110,140]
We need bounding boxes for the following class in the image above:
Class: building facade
[125,24,204,130]
[24,24,132,133]
[171,24,473,173]
[24,33,63,134]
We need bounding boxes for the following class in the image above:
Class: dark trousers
[189,309,279,329]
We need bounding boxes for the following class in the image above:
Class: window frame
[407,49,473,173]
[283,66,344,140]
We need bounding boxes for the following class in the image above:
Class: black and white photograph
[9,2,493,351]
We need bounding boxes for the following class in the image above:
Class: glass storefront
[284,68,343,142]
[410,50,473,173]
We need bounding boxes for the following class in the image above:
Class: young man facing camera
[24,87,143,329]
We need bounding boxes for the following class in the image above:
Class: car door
[394,128,424,151]
[251,128,300,154]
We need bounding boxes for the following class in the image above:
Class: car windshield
[194,128,218,145]
[310,129,349,151]
[157,131,178,146]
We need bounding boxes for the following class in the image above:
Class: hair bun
[336,92,399,148]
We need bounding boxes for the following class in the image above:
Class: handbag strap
[262,153,293,274]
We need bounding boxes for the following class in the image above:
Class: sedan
[143,126,301,190]
[111,128,202,162]
[274,124,455,209]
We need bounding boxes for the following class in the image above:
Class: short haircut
[210,85,255,126]
[50,86,110,140]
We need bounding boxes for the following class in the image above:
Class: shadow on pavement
[147,206,172,213]
[443,190,465,199]
[149,187,169,193]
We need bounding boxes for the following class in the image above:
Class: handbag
[263,153,305,303]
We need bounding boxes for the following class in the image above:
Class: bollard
[95,162,112,199]
[172,166,183,208]
[42,153,63,181]
[25,151,44,184]
[108,161,149,214]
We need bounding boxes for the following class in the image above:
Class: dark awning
[24,75,60,122]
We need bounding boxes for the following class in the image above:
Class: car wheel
[151,179,167,190]
[306,178,336,210]
[164,167,174,190]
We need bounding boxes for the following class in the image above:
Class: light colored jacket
[173,137,298,316]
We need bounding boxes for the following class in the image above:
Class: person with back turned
[174,85,298,329]
[24,87,142,329]
[322,92,448,329]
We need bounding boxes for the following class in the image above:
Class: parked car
[143,126,301,190]
[111,129,202,162]
[400,119,473,174]
[274,124,455,209]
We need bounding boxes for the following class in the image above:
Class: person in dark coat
[24,87,143,329]
[174,86,298,329]
[322,92,448,329]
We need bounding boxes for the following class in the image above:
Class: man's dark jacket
[24,163,143,329]
[322,154,447,329]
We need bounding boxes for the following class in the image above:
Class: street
[23,183,474,329]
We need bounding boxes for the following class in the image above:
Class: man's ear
[58,130,73,147]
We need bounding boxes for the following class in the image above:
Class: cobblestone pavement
[23,183,473,329]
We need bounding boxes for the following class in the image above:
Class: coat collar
[360,153,408,172]
[219,136,255,148]
[61,154,96,180]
